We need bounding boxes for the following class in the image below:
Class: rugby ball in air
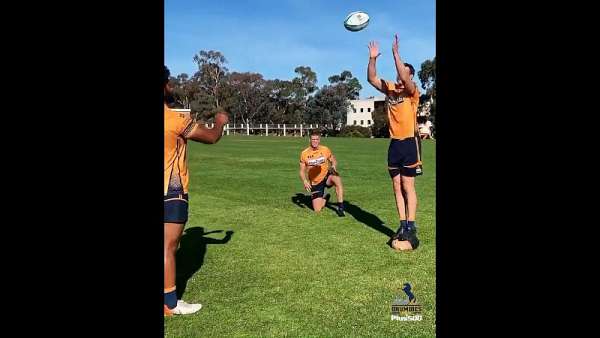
[344,11,369,32]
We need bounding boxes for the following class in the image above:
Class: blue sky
[165,0,435,99]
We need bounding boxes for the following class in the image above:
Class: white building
[347,97,385,126]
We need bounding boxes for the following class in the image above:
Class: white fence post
[247,123,250,135]
[283,124,286,136]
[226,124,230,136]
[266,124,269,136]
[300,124,303,137]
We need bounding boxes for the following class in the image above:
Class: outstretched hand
[368,41,381,59]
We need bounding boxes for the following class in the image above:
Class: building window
[353,120,357,125]
[360,120,364,125]
[368,108,371,112]
[368,120,371,125]
[360,108,364,113]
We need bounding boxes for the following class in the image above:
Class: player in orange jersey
[164,65,229,315]
[299,130,345,216]
[367,35,421,250]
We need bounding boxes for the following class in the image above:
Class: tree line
[169,50,435,137]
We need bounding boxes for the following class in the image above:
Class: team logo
[386,95,405,105]
[307,156,326,166]
[391,283,423,321]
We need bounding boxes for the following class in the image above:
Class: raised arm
[392,34,416,95]
[186,112,229,144]
[367,41,385,93]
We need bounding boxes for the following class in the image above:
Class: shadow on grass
[176,227,234,299]
[291,193,335,213]
[342,201,396,238]
[291,194,396,239]
[291,193,313,210]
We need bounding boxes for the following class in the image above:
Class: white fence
[199,123,335,137]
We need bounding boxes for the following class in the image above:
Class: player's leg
[327,175,344,203]
[388,139,408,238]
[393,137,422,249]
[327,174,345,216]
[401,136,422,224]
[311,176,329,212]
[164,193,202,315]
[312,196,326,212]
[390,170,407,224]
[389,174,420,251]
[165,221,184,310]
[401,176,417,222]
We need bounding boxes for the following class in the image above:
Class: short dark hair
[404,63,415,76]
[163,65,171,86]
[310,130,321,137]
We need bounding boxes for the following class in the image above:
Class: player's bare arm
[367,41,385,93]
[186,112,229,144]
[392,34,416,95]
[329,154,339,175]
[299,162,311,191]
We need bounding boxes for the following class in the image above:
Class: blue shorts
[311,174,333,199]
[164,192,188,224]
[388,137,423,177]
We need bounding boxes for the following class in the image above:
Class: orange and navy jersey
[383,80,420,140]
[300,145,332,185]
[164,104,197,195]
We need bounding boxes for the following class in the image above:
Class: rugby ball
[344,11,369,32]
[391,239,413,251]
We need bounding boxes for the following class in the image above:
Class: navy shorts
[311,174,333,199]
[164,192,188,224]
[388,137,423,177]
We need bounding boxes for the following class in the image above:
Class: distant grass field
[165,135,436,337]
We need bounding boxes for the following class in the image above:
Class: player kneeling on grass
[164,65,229,316]
[299,130,345,216]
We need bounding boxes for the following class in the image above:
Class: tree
[222,72,268,125]
[371,103,389,138]
[306,71,362,127]
[169,73,198,109]
[290,66,318,123]
[193,50,229,111]
[339,125,372,138]
[292,66,317,96]
[265,79,301,124]
[328,70,362,100]
[417,57,436,120]
[417,57,436,98]
[307,86,348,127]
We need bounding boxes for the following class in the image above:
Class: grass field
[165,135,436,337]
